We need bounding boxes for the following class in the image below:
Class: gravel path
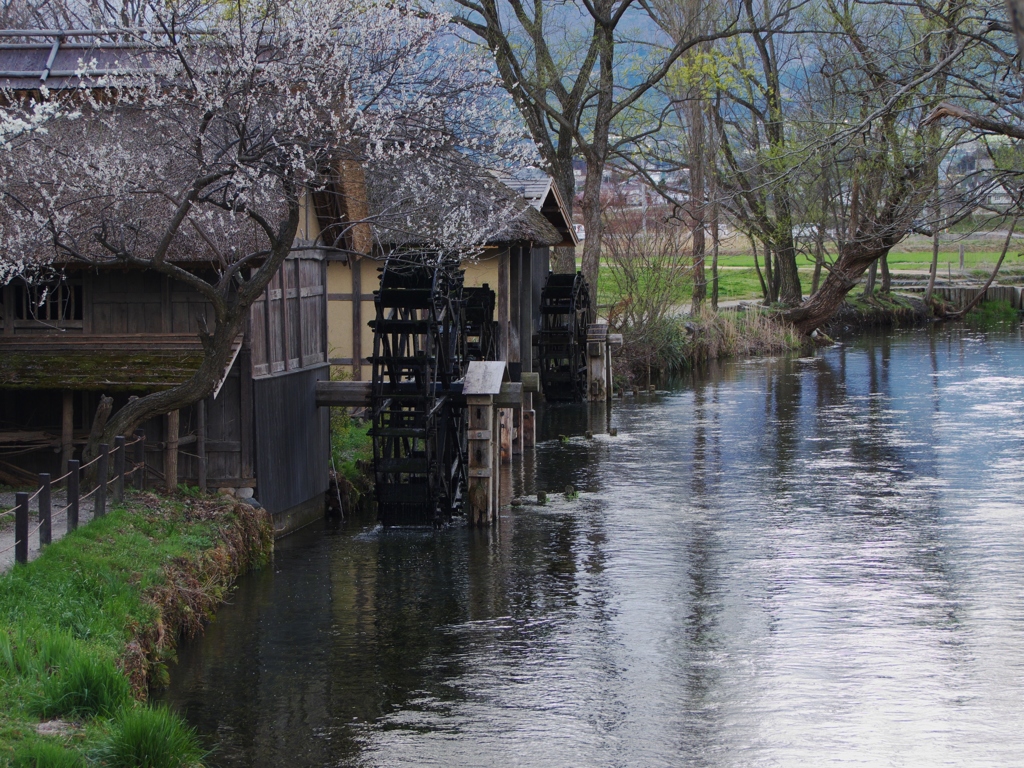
[0,488,99,573]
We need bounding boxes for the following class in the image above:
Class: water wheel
[369,253,468,526]
[537,271,592,402]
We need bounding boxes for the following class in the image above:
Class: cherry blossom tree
[0,0,528,448]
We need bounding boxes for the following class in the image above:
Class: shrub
[99,705,206,768]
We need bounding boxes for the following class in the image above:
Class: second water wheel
[369,253,468,526]
[537,271,592,402]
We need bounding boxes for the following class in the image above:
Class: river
[160,324,1024,767]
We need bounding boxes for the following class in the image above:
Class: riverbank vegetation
[0,494,273,766]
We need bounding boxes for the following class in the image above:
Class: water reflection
[162,325,1024,767]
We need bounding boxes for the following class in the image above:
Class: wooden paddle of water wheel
[537,271,592,402]
[369,254,469,526]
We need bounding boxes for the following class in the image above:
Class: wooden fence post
[38,473,51,547]
[67,459,80,531]
[114,436,125,502]
[133,429,146,491]
[15,492,28,565]
[95,443,109,518]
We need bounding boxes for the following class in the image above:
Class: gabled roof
[496,175,578,247]
[361,156,563,250]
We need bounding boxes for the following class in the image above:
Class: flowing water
[161,325,1024,767]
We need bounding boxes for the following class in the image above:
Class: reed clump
[613,308,800,387]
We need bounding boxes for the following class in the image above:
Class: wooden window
[13,278,83,328]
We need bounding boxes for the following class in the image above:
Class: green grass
[966,299,1019,326]
[330,409,372,487]
[0,495,270,766]
[97,705,205,768]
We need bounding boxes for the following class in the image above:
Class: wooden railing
[0,430,146,566]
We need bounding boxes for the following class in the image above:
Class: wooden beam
[315,380,372,407]
[352,258,362,380]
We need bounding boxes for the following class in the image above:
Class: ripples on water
[162,325,1024,767]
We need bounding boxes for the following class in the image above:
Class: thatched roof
[361,155,562,250]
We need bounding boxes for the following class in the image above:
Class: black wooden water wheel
[369,254,468,526]
[537,271,592,402]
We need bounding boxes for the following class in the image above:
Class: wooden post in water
[467,395,496,526]
[113,436,125,502]
[165,410,179,492]
[38,473,51,547]
[95,443,108,517]
[464,361,508,526]
[197,399,208,494]
[67,459,80,531]
[14,492,28,565]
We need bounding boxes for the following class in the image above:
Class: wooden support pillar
[499,407,512,464]
[512,406,523,455]
[61,391,74,472]
[522,404,536,449]
[352,257,362,380]
[586,323,609,402]
[165,410,179,492]
[467,395,496,526]
[197,399,207,494]
[491,404,501,519]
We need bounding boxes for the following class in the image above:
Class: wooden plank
[315,380,371,406]
[498,248,510,361]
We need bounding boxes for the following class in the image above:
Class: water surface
[162,325,1024,767]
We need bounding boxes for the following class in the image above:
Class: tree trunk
[689,98,706,313]
[880,253,891,294]
[751,235,768,300]
[864,260,877,297]
[811,229,824,295]
[552,246,577,274]
[925,188,941,304]
[763,241,774,304]
[774,203,802,306]
[785,242,894,335]
[710,196,720,311]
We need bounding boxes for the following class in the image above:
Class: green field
[597,244,1024,309]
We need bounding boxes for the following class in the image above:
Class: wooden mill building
[323,162,577,449]
[0,34,331,535]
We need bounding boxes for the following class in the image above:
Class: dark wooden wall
[250,255,326,377]
[86,271,214,335]
[253,365,330,515]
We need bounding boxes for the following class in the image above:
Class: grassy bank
[0,494,273,767]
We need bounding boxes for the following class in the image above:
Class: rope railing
[2,431,146,567]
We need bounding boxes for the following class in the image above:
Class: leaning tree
[0,0,528,452]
